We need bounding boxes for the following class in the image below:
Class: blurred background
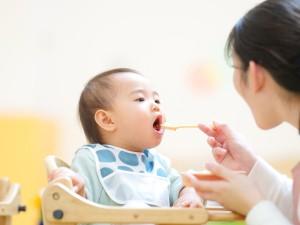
[1,0,300,224]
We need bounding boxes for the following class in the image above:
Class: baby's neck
[101,141,144,153]
[100,133,147,153]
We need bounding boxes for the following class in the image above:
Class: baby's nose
[151,102,160,111]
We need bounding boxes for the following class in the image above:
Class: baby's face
[109,72,165,152]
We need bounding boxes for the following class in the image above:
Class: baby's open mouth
[153,115,162,131]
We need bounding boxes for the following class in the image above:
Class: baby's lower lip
[154,127,164,135]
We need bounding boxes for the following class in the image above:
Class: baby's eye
[155,99,161,104]
[135,97,145,102]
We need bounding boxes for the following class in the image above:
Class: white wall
[1,0,299,170]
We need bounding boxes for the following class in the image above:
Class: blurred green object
[207,221,245,225]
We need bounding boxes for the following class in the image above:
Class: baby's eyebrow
[129,89,160,97]
[129,89,146,95]
[153,91,160,97]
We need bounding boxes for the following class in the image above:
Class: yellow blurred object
[0,115,57,225]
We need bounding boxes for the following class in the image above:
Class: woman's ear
[94,109,116,132]
[248,60,266,93]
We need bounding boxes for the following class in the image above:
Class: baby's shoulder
[74,143,109,161]
[76,143,107,153]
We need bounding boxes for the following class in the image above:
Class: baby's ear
[94,109,116,132]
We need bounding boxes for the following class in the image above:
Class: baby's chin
[144,139,163,149]
[129,144,161,152]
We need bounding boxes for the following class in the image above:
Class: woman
[185,0,300,224]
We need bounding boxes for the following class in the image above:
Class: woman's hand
[48,167,86,197]
[199,122,257,174]
[185,163,263,215]
[173,187,204,208]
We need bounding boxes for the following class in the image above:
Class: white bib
[90,144,171,207]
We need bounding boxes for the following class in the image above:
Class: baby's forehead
[112,72,147,82]
[112,72,159,94]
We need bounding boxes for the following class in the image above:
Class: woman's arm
[248,158,293,220]
[246,201,292,225]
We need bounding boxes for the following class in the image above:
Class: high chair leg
[0,216,11,225]
[0,178,26,225]
[0,178,10,201]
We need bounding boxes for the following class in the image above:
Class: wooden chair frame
[42,155,244,225]
[0,178,26,225]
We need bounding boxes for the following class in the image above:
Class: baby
[50,68,202,208]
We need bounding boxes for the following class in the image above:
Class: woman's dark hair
[78,68,141,143]
[225,0,300,94]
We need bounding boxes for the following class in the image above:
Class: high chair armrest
[42,182,243,225]
[42,156,244,225]
[45,155,71,175]
[42,182,209,225]
[45,155,73,190]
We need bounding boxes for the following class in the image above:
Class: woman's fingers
[212,147,228,162]
[198,123,216,136]
[184,173,221,192]
[205,162,233,180]
[207,137,222,148]
[184,171,233,203]
[199,122,228,144]
[205,135,228,163]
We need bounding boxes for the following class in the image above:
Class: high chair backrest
[0,178,26,225]
[42,155,244,225]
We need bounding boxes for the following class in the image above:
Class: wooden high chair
[41,155,244,225]
[0,178,26,225]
